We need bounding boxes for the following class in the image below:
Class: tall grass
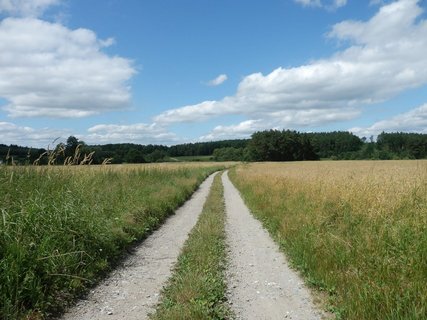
[0,163,225,319]
[229,161,427,319]
[152,173,231,320]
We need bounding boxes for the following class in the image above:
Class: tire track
[61,173,217,320]
[222,171,323,320]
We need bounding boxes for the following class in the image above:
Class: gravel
[61,173,217,320]
[222,171,323,320]
[61,170,328,320]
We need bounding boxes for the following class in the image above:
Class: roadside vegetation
[0,163,225,319]
[152,173,231,320]
[230,161,427,319]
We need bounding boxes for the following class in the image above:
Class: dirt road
[222,171,323,320]
[61,173,217,320]
[62,170,325,320]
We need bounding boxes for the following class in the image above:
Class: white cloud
[0,121,68,147]
[329,0,422,45]
[207,74,228,86]
[85,123,178,145]
[0,0,60,17]
[333,0,347,8]
[199,120,266,141]
[155,0,427,131]
[0,120,179,148]
[294,0,347,9]
[0,17,135,118]
[350,103,427,137]
[294,0,322,7]
[199,107,359,141]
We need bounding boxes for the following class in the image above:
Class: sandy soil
[222,171,324,320]
[61,173,217,320]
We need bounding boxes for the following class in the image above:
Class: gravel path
[61,173,217,320]
[222,171,323,320]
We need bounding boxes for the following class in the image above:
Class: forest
[1,131,426,165]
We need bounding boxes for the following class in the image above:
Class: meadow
[229,161,427,319]
[0,163,226,319]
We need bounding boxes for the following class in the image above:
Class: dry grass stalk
[80,151,95,165]
[5,148,10,162]
[101,158,113,165]
[33,151,48,165]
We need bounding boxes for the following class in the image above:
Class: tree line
[0,137,249,165]
[213,131,427,161]
[1,131,426,165]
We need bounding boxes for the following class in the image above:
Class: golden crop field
[230,160,427,319]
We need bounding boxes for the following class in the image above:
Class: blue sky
[1,0,427,147]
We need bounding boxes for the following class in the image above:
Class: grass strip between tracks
[152,173,232,320]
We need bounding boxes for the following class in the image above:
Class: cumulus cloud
[155,0,427,132]
[199,120,265,141]
[199,107,359,141]
[207,74,228,86]
[0,121,68,147]
[85,123,178,145]
[0,17,135,118]
[0,121,179,147]
[350,103,427,137]
[0,0,60,17]
[294,0,347,9]
[329,0,422,45]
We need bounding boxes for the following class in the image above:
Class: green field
[0,163,225,319]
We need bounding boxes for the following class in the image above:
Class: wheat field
[230,160,427,319]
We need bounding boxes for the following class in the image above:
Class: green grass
[0,164,224,319]
[229,162,427,320]
[151,173,231,320]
